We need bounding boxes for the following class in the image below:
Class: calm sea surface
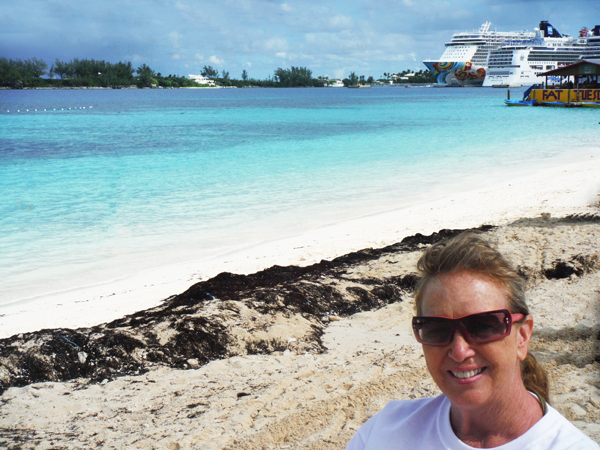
[0,87,597,306]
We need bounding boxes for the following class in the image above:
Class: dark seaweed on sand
[0,227,490,394]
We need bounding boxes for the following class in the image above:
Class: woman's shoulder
[535,405,600,449]
[378,394,447,418]
[345,395,448,450]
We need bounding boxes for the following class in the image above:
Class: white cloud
[329,15,352,28]
[264,37,288,52]
[5,0,596,79]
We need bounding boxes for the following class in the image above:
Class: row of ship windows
[489,65,555,70]
[488,57,580,65]
[489,58,577,64]
[529,51,581,57]
[489,53,581,59]
[489,71,555,76]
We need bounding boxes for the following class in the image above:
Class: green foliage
[344,72,358,86]
[25,58,48,78]
[201,65,218,78]
[0,57,48,87]
[1,57,357,89]
[273,66,315,87]
[390,69,436,84]
[136,64,156,87]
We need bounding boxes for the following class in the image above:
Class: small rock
[187,358,199,368]
[0,366,10,385]
[230,360,243,369]
[569,404,587,419]
[77,352,88,364]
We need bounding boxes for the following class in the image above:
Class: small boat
[504,60,600,107]
[504,99,537,106]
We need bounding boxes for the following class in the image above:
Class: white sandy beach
[1,151,599,339]
[1,183,599,448]
[1,148,599,449]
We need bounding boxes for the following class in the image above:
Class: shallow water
[0,87,597,305]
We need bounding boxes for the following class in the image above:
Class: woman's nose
[448,330,476,361]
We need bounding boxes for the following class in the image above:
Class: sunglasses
[412,309,524,346]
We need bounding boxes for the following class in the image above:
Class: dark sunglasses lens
[462,312,508,342]
[416,318,453,344]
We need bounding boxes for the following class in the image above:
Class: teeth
[452,368,483,379]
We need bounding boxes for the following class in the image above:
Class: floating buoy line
[5,106,94,113]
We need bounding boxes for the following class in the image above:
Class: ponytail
[521,352,549,404]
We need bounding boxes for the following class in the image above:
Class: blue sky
[1,0,598,80]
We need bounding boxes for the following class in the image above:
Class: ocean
[0,87,597,308]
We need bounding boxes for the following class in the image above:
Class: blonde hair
[414,232,549,403]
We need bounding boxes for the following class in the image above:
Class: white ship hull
[484,55,562,87]
[423,22,535,87]
[484,40,587,87]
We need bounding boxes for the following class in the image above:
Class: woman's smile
[450,367,485,379]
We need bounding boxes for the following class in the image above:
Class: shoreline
[1,202,599,447]
[1,152,599,339]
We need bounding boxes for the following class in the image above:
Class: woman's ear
[516,315,534,361]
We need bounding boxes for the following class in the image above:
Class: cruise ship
[577,26,600,60]
[423,22,536,86]
[484,22,600,87]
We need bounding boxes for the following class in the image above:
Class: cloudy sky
[2,0,598,80]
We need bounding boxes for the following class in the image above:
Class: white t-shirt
[346,394,599,450]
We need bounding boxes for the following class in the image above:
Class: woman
[347,233,599,449]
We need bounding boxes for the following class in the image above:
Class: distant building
[392,73,416,81]
[189,74,216,86]
[328,79,344,87]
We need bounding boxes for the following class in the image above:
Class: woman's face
[419,270,532,412]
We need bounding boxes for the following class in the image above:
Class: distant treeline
[0,57,435,89]
[0,58,202,89]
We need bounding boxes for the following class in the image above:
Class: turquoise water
[0,87,597,305]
